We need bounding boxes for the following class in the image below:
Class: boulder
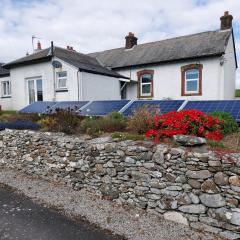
[173,135,206,146]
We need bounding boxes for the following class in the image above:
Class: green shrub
[211,112,238,135]
[80,112,126,136]
[235,89,240,97]
[127,105,161,134]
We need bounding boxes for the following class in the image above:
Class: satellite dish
[52,60,62,68]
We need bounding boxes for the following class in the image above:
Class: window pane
[58,78,67,88]
[186,80,198,92]
[141,74,152,83]
[57,72,67,78]
[36,79,43,101]
[186,69,199,80]
[2,81,11,96]
[28,80,35,104]
[142,84,151,94]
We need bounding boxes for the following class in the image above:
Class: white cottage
[0,11,238,110]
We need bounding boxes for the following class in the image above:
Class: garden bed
[0,106,239,152]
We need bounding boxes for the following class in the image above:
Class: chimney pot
[37,41,42,50]
[220,11,233,30]
[125,32,138,49]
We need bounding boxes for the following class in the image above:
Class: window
[56,71,67,89]
[181,64,202,96]
[137,70,154,98]
[1,81,11,97]
[27,78,43,104]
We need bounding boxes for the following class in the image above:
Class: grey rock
[186,170,211,179]
[179,204,206,214]
[199,194,226,208]
[214,172,229,185]
[173,135,206,146]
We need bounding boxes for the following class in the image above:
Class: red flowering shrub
[145,109,224,141]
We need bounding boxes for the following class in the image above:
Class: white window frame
[1,81,11,97]
[56,71,67,90]
[26,77,43,104]
[185,69,199,94]
[140,74,152,97]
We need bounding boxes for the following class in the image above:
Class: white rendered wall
[81,72,121,100]
[117,57,231,100]
[223,34,237,99]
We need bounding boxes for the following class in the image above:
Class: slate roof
[89,30,232,69]
[4,47,128,79]
[0,63,10,77]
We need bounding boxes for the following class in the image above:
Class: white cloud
[0,0,239,85]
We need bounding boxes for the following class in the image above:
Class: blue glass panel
[123,100,184,116]
[183,100,240,122]
[186,69,199,79]
[46,101,88,114]
[19,101,56,114]
[80,100,130,116]
[186,80,198,91]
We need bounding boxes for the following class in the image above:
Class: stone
[229,175,240,186]
[201,179,219,193]
[214,172,229,185]
[179,204,206,214]
[188,193,199,204]
[149,179,166,189]
[186,170,211,179]
[163,211,188,226]
[173,135,206,146]
[188,179,201,189]
[152,145,167,164]
[165,173,177,182]
[219,231,240,240]
[125,157,135,164]
[100,183,119,200]
[208,160,221,167]
[199,194,226,208]
[216,208,240,226]
[131,171,150,181]
[143,162,155,170]
[175,175,187,183]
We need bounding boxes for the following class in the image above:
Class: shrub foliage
[127,105,161,134]
[211,112,238,135]
[145,109,224,141]
[80,112,126,136]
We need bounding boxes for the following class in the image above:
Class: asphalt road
[0,186,124,240]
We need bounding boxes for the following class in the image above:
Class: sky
[0,0,240,86]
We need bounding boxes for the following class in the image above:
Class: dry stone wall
[0,130,240,239]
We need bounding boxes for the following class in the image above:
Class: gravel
[0,168,225,240]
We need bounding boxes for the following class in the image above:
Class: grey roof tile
[88,30,232,69]
[4,47,128,79]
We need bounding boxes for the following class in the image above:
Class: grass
[235,89,240,97]
[0,110,17,115]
